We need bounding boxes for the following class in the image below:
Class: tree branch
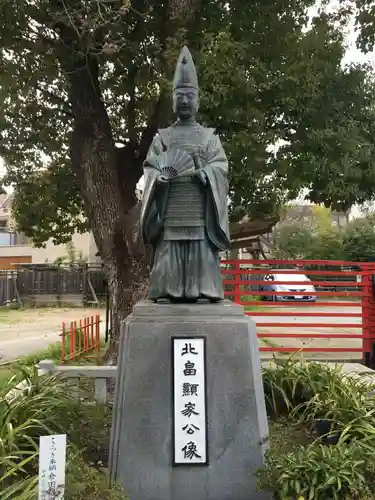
[127,64,137,141]
[138,1,172,163]
[35,84,73,117]
[124,6,148,141]
[138,91,170,163]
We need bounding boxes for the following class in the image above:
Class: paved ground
[0,307,105,362]
[0,302,365,363]
[252,303,363,361]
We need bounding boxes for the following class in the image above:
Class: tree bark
[57,28,152,360]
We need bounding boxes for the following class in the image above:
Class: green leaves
[0,367,78,499]
[261,358,375,499]
[272,224,315,259]
[272,223,347,260]
[276,442,368,500]
[342,215,375,262]
[268,206,375,261]
[65,453,126,500]
[1,0,375,245]
[355,0,375,53]
[0,365,126,499]
[10,160,89,247]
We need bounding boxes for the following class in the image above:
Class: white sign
[173,337,207,465]
[38,434,67,500]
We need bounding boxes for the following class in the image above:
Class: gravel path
[252,303,363,360]
[0,307,105,362]
[0,303,365,362]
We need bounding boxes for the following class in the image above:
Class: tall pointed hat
[173,46,198,90]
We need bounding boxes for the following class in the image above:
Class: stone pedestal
[109,300,271,500]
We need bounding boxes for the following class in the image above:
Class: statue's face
[173,87,199,119]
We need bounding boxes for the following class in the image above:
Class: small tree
[270,206,344,260]
[271,224,314,259]
[308,229,344,261]
[342,217,375,262]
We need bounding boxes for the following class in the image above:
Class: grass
[259,337,288,353]
[0,367,14,393]
[0,305,104,326]
[0,306,68,324]
[244,304,269,312]
[0,338,107,394]
[0,307,38,324]
[237,293,272,312]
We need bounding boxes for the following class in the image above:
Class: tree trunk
[104,204,151,363]
[57,30,152,359]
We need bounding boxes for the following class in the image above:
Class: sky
[326,2,375,69]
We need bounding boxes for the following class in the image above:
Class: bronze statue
[141,46,230,303]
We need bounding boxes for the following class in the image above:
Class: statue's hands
[157,174,169,184]
[194,169,207,186]
[192,153,203,170]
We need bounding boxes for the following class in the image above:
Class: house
[227,216,279,259]
[0,193,100,269]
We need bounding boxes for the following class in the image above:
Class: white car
[260,271,316,302]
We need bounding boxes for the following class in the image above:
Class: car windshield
[273,273,310,282]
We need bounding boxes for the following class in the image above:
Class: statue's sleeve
[201,133,231,250]
[140,134,167,244]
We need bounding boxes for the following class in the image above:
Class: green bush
[260,358,375,499]
[260,441,369,500]
[0,367,78,499]
[262,358,331,417]
[0,367,124,500]
[291,378,375,440]
[0,344,68,393]
[262,358,374,420]
[239,294,261,303]
[67,403,112,466]
[2,453,126,500]
[66,454,126,500]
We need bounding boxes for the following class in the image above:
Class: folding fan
[156,149,195,179]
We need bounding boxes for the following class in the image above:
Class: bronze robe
[141,122,230,301]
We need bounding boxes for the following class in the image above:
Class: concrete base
[109,300,272,500]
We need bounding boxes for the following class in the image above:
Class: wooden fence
[60,315,102,363]
[0,266,107,307]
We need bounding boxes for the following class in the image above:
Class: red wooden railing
[60,314,101,363]
[221,259,375,366]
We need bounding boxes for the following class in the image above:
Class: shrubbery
[0,366,126,500]
[260,359,375,499]
[271,213,375,263]
[3,355,375,499]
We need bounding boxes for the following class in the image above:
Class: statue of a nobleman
[140,46,230,303]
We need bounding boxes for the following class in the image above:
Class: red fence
[60,314,101,363]
[221,259,375,366]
